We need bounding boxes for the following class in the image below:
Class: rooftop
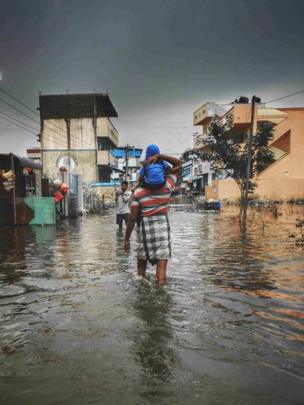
[39,92,118,119]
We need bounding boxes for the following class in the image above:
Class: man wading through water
[124,145,181,285]
[116,181,131,231]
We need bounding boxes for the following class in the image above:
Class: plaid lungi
[137,215,171,262]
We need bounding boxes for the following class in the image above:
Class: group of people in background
[115,144,181,285]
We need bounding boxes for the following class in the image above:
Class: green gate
[25,197,56,225]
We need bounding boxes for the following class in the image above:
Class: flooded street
[0,207,303,404]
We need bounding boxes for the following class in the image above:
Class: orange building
[193,102,304,202]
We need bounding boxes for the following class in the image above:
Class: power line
[0,86,113,149]
[0,89,71,139]
[265,89,304,104]
[118,121,196,129]
[0,88,75,143]
[0,86,70,137]
[0,86,116,152]
[0,93,95,149]
[0,87,40,117]
[0,86,195,148]
[0,115,38,135]
[0,111,39,132]
[0,96,40,126]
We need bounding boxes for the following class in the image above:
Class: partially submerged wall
[205,178,304,202]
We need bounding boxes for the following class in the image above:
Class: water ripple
[0,206,303,403]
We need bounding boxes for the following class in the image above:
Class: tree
[198,119,275,217]
[181,148,202,162]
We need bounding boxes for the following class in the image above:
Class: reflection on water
[130,284,175,384]
[0,206,303,404]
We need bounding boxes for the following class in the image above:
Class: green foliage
[186,118,275,201]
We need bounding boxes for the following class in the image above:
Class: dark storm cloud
[0,0,304,154]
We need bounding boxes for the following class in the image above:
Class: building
[26,147,41,163]
[181,153,212,193]
[39,92,119,185]
[181,103,225,193]
[193,100,304,201]
[193,102,226,135]
[191,102,227,192]
[181,160,193,191]
[111,148,143,183]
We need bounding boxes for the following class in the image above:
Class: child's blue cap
[145,144,160,160]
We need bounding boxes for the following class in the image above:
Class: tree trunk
[240,187,248,232]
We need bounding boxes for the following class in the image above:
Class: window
[98,166,111,182]
[97,137,114,150]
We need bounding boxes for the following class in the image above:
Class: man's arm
[124,205,139,252]
[148,154,181,170]
[167,164,182,174]
[115,188,121,202]
[159,154,181,168]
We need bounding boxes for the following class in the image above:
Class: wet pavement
[0,206,303,404]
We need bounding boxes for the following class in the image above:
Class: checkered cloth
[137,214,171,264]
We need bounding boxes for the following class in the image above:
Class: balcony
[107,119,119,146]
[193,102,226,126]
[97,150,117,167]
[193,132,209,149]
[219,104,252,127]
[219,105,286,129]
[97,118,119,147]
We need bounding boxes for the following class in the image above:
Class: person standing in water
[124,145,181,285]
[116,180,131,231]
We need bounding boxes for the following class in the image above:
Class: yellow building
[193,102,304,202]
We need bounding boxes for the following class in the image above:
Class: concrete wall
[43,119,68,149]
[255,178,304,201]
[206,177,304,202]
[42,117,119,150]
[70,118,95,149]
[95,185,116,203]
[42,118,95,150]
[42,150,97,184]
[205,179,240,201]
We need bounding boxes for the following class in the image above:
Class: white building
[111,148,143,183]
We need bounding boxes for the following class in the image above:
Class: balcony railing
[107,119,119,146]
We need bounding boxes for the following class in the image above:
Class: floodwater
[0,206,303,404]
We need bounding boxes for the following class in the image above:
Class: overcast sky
[0,0,304,156]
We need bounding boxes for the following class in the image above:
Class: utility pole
[242,95,260,226]
[124,144,134,181]
[10,154,16,225]
[93,95,98,182]
[125,144,129,181]
[63,117,71,218]
[65,118,71,152]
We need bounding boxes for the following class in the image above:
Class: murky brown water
[0,206,303,404]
